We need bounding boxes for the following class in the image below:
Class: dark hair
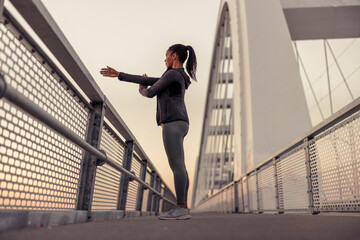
[168,44,197,81]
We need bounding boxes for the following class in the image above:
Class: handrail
[196,95,360,209]
[0,74,175,205]
[6,0,173,196]
[251,95,360,175]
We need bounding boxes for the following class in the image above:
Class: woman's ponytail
[185,45,197,81]
[168,44,198,81]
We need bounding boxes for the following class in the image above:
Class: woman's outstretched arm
[139,69,178,98]
[100,66,159,86]
[119,72,159,86]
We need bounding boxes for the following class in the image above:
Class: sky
[295,38,360,125]
[39,0,221,205]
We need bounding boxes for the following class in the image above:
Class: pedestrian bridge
[0,1,359,239]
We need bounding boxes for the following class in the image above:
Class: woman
[100,44,197,220]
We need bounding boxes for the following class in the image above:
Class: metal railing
[195,94,360,214]
[0,0,176,230]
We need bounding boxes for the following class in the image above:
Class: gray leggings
[162,120,189,205]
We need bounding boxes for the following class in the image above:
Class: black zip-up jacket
[118,67,191,126]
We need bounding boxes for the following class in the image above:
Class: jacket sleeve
[118,72,159,86]
[139,70,176,98]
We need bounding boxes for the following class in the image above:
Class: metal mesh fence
[0,98,83,210]
[219,190,225,213]
[92,123,125,210]
[0,11,175,215]
[310,111,360,211]
[141,170,151,211]
[243,177,249,212]
[277,147,308,212]
[164,188,173,212]
[225,185,235,213]
[224,187,229,213]
[0,17,88,210]
[0,19,89,139]
[196,109,360,214]
[125,154,141,211]
[159,187,164,213]
[247,173,257,212]
[236,180,244,212]
[258,164,277,212]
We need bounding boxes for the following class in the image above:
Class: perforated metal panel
[0,94,84,210]
[219,190,224,213]
[277,147,308,212]
[0,17,89,210]
[225,187,230,213]
[242,177,249,212]
[247,174,257,212]
[141,170,151,212]
[220,190,225,213]
[195,105,360,214]
[225,185,235,213]
[125,154,141,211]
[216,194,221,212]
[158,187,164,213]
[92,123,125,210]
[236,180,244,212]
[310,112,360,211]
[258,164,277,212]
[161,188,169,212]
[0,20,89,140]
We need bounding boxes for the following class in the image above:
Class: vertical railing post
[135,159,147,213]
[256,170,262,213]
[151,175,158,213]
[246,175,250,212]
[240,178,245,212]
[273,157,283,214]
[304,138,319,214]
[117,140,134,212]
[162,187,167,213]
[147,171,155,213]
[167,189,173,211]
[76,102,105,217]
[154,178,162,215]
[234,181,239,213]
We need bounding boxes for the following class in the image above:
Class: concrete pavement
[0,212,359,240]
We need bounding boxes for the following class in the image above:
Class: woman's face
[165,50,174,68]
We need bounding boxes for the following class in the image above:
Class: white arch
[193,0,314,207]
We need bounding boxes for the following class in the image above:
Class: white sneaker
[159,206,191,220]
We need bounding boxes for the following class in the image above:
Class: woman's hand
[100,66,120,77]
[139,73,148,89]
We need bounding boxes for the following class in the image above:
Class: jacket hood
[170,67,191,89]
[183,72,191,89]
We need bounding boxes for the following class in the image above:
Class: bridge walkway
[1,212,359,240]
